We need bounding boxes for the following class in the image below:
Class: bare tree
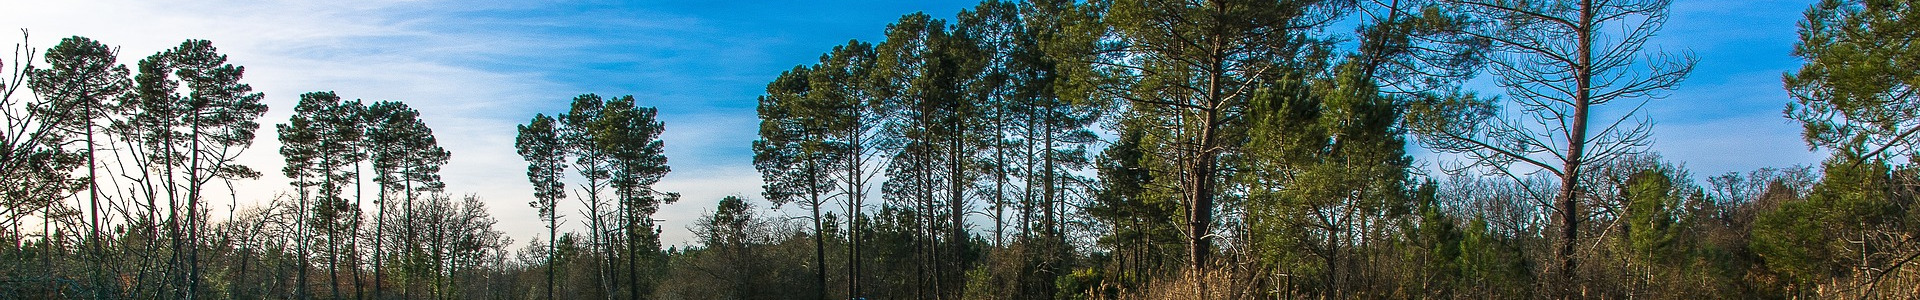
[0,31,82,239]
[1407,0,1695,293]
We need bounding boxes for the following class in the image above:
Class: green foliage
[368,101,449,195]
[1623,168,1688,264]
[3,35,123,235]
[1241,55,1413,296]
[1456,218,1532,297]
[1752,152,1899,289]
[1087,120,1181,286]
[1785,0,1920,157]
[27,36,129,144]
[1091,0,1345,274]
[1403,181,1463,297]
[516,114,565,220]
[753,64,841,300]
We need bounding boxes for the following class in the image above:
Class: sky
[1,0,1824,248]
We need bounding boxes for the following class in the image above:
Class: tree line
[718,0,1920,298]
[0,30,527,299]
[3,0,1919,299]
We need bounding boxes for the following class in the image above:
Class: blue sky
[2,0,1822,247]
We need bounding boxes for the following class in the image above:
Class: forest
[2,0,1917,299]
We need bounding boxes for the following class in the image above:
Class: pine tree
[592,95,677,300]
[24,36,132,296]
[27,36,131,243]
[123,40,267,298]
[805,40,883,298]
[753,65,839,300]
[1772,0,1920,296]
[558,94,618,298]
[873,13,993,298]
[515,113,565,300]
[367,100,449,298]
[1242,58,1415,296]
[1088,120,1178,287]
[277,92,334,300]
[1785,0,1920,160]
[275,91,362,299]
[1075,0,1340,273]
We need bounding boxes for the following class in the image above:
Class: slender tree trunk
[811,190,827,300]
[162,127,184,298]
[1553,1,1595,297]
[186,117,206,299]
[1021,114,1035,241]
[41,203,53,298]
[946,119,968,300]
[844,121,867,299]
[600,197,615,300]
[993,108,1007,246]
[298,173,311,300]
[235,233,252,299]
[374,181,386,300]
[626,210,639,300]
[84,103,108,300]
[1188,104,1220,273]
[546,206,556,300]
[1042,110,1056,239]
[352,163,364,300]
[329,227,340,299]
[402,179,415,299]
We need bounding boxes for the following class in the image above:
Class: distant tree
[1242,59,1412,297]
[276,92,330,299]
[804,40,883,298]
[1455,217,1532,298]
[590,95,677,300]
[872,13,991,298]
[692,196,758,298]
[1403,181,1464,298]
[1621,168,1690,266]
[1776,3,1920,292]
[395,193,509,299]
[753,65,838,300]
[122,40,268,298]
[699,196,755,259]
[276,91,361,299]
[1086,120,1179,286]
[515,113,566,300]
[366,100,449,298]
[26,36,131,246]
[558,94,618,298]
[663,195,815,300]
